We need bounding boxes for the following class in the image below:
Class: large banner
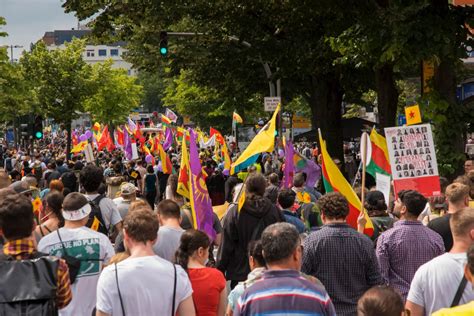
[385,124,441,197]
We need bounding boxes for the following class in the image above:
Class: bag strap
[171,263,177,316]
[450,276,468,307]
[57,229,71,257]
[250,216,266,242]
[115,263,126,316]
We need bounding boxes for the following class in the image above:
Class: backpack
[0,252,59,316]
[86,195,108,236]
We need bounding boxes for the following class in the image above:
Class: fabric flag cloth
[97,126,109,151]
[199,134,216,148]
[158,142,173,174]
[72,130,79,146]
[318,130,374,237]
[127,118,137,134]
[210,127,225,145]
[115,127,124,147]
[231,104,280,174]
[165,108,178,123]
[123,128,133,161]
[293,152,321,188]
[405,104,422,125]
[222,142,231,171]
[161,114,172,126]
[70,141,88,153]
[177,134,190,199]
[283,140,295,188]
[366,128,391,178]
[232,111,243,124]
[188,129,216,240]
[162,127,173,151]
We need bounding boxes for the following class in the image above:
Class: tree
[85,60,143,129]
[21,39,96,157]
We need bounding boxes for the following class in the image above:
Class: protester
[422,195,448,225]
[376,190,445,300]
[218,173,285,288]
[143,164,158,209]
[235,222,336,315]
[292,172,317,203]
[278,188,305,233]
[227,240,266,316]
[432,243,474,315]
[35,191,65,240]
[113,182,138,219]
[80,165,123,238]
[165,173,185,206]
[38,192,114,316]
[428,183,470,251]
[0,193,72,312]
[302,192,383,316]
[464,159,473,175]
[153,199,185,262]
[96,209,195,315]
[406,207,474,315]
[364,190,395,240]
[176,229,227,316]
[264,172,279,204]
[357,286,407,316]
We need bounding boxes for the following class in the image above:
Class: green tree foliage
[85,60,143,128]
[137,70,166,113]
[21,39,96,156]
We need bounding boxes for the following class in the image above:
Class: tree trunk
[308,73,344,161]
[375,63,399,133]
[66,120,72,160]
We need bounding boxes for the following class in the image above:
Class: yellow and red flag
[405,104,422,125]
[71,141,88,153]
[158,142,172,174]
[177,134,190,199]
[319,130,374,237]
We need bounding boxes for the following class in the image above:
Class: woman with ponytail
[175,229,226,316]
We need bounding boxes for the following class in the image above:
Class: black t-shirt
[427,213,452,251]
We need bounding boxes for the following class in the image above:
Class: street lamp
[1,45,24,63]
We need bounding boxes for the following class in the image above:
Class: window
[110,49,119,56]
[86,50,95,57]
[98,49,107,56]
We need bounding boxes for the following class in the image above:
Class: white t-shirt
[38,226,115,316]
[407,252,474,315]
[96,255,193,316]
[86,193,123,230]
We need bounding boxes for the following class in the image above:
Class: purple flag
[163,127,173,151]
[123,129,133,160]
[283,141,295,188]
[294,152,321,188]
[188,129,216,240]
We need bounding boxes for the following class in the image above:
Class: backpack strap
[451,276,468,307]
[115,263,126,316]
[171,263,177,316]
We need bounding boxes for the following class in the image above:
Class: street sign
[264,97,281,112]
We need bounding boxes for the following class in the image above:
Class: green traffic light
[160,47,168,55]
[35,131,43,139]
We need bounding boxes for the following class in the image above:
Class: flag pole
[360,132,368,213]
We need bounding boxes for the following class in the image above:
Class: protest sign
[384,124,441,197]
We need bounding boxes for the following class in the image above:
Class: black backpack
[4,158,12,172]
[0,252,60,316]
[86,195,109,236]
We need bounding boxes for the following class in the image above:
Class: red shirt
[188,267,226,316]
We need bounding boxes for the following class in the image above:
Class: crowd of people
[0,136,473,316]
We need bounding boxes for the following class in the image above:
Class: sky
[0,0,78,61]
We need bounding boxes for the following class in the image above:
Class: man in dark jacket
[217,173,285,288]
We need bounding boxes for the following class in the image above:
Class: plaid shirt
[376,220,445,300]
[302,223,383,316]
[3,238,72,309]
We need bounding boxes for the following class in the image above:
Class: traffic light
[159,31,168,56]
[20,123,29,138]
[33,115,43,140]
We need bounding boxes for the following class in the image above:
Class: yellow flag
[237,185,246,212]
[405,104,422,125]
[177,135,190,199]
[70,141,88,153]
[233,112,243,124]
[90,216,100,231]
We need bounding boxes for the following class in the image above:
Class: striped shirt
[235,269,336,316]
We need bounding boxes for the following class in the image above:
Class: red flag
[116,127,124,146]
[97,126,110,151]
[210,127,225,145]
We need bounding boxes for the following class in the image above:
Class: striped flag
[177,133,190,199]
[319,130,374,237]
[366,128,391,178]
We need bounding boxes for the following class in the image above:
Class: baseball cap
[62,192,91,221]
[9,181,34,195]
[120,182,138,195]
